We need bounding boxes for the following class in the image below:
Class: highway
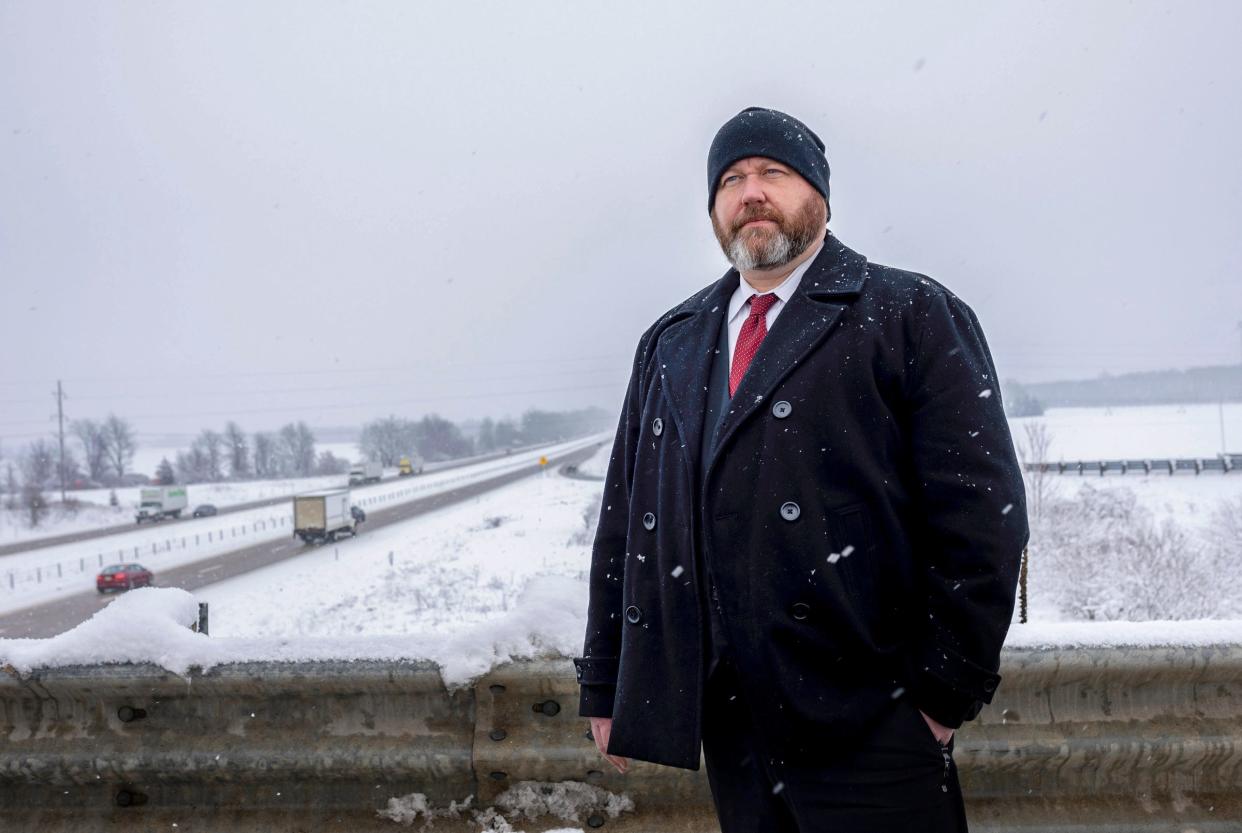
[0,442,601,639]
[0,443,561,558]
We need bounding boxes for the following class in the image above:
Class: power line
[0,352,632,387]
[0,379,626,434]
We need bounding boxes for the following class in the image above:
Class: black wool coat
[574,233,1029,770]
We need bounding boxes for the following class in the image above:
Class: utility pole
[54,380,67,503]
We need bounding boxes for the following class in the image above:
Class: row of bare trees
[358,408,612,465]
[166,421,346,484]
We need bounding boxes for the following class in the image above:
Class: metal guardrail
[1024,452,1241,476]
[2,645,1240,831]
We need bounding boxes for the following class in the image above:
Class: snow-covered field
[1030,470,1239,530]
[4,465,1241,685]
[1009,402,1241,461]
[196,467,600,681]
[1,403,1240,679]
[0,468,602,686]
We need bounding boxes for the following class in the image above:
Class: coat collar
[655,232,869,481]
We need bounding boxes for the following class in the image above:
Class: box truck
[348,461,383,485]
[293,489,357,544]
[135,486,188,524]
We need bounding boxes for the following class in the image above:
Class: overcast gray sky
[3,0,1240,448]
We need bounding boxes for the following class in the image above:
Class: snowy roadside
[6,456,1242,685]
[0,436,605,617]
[0,467,604,685]
[573,443,611,478]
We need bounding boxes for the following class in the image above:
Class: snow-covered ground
[3,491,1240,681]
[193,466,600,681]
[1032,470,1240,530]
[0,466,601,684]
[575,443,611,478]
[0,436,605,616]
[1009,402,1241,460]
[2,403,1240,678]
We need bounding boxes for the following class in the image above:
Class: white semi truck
[348,461,383,485]
[135,486,188,524]
[292,489,358,544]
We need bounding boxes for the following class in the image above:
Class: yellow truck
[398,455,425,476]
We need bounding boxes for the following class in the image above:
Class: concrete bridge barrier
[2,643,1239,831]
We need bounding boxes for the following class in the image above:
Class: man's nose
[740,174,767,204]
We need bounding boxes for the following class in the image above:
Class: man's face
[711,157,827,272]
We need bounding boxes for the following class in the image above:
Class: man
[574,107,1028,832]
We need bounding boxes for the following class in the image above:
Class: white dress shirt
[726,240,823,367]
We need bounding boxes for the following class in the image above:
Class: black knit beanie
[707,107,831,212]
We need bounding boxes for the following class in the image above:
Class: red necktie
[729,293,779,396]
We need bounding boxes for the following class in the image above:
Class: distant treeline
[1005,364,1242,415]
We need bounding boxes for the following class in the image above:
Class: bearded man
[574,107,1028,832]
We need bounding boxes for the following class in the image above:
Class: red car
[96,563,154,594]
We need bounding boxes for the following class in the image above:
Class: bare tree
[20,440,56,490]
[102,414,137,480]
[360,416,419,466]
[21,482,47,527]
[20,441,55,527]
[193,429,225,482]
[72,418,111,482]
[315,450,349,475]
[175,447,208,484]
[224,421,250,479]
[253,432,275,479]
[1016,420,1058,519]
[277,422,316,477]
[59,447,83,487]
[4,463,18,511]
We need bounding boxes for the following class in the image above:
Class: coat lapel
[655,274,737,477]
[707,234,870,477]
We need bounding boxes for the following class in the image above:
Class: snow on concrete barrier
[2,639,1241,831]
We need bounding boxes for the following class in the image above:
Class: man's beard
[713,195,826,272]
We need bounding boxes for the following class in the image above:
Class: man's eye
[764,168,786,177]
[722,174,741,186]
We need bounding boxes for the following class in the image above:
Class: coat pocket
[827,502,874,557]
[825,503,880,622]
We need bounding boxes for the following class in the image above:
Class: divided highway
[0,444,561,558]
[0,442,602,639]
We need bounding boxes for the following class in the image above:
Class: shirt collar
[727,239,824,325]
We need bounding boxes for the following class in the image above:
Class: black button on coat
[573,233,1029,771]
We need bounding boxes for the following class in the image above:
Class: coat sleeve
[573,332,650,718]
[903,288,1029,728]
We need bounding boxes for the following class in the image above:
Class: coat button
[652,417,664,436]
[791,602,811,620]
[642,512,657,531]
[625,605,642,624]
[779,501,801,521]
[983,678,997,693]
[772,400,792,419]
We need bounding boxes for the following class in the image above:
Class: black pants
[701,658,969,833]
